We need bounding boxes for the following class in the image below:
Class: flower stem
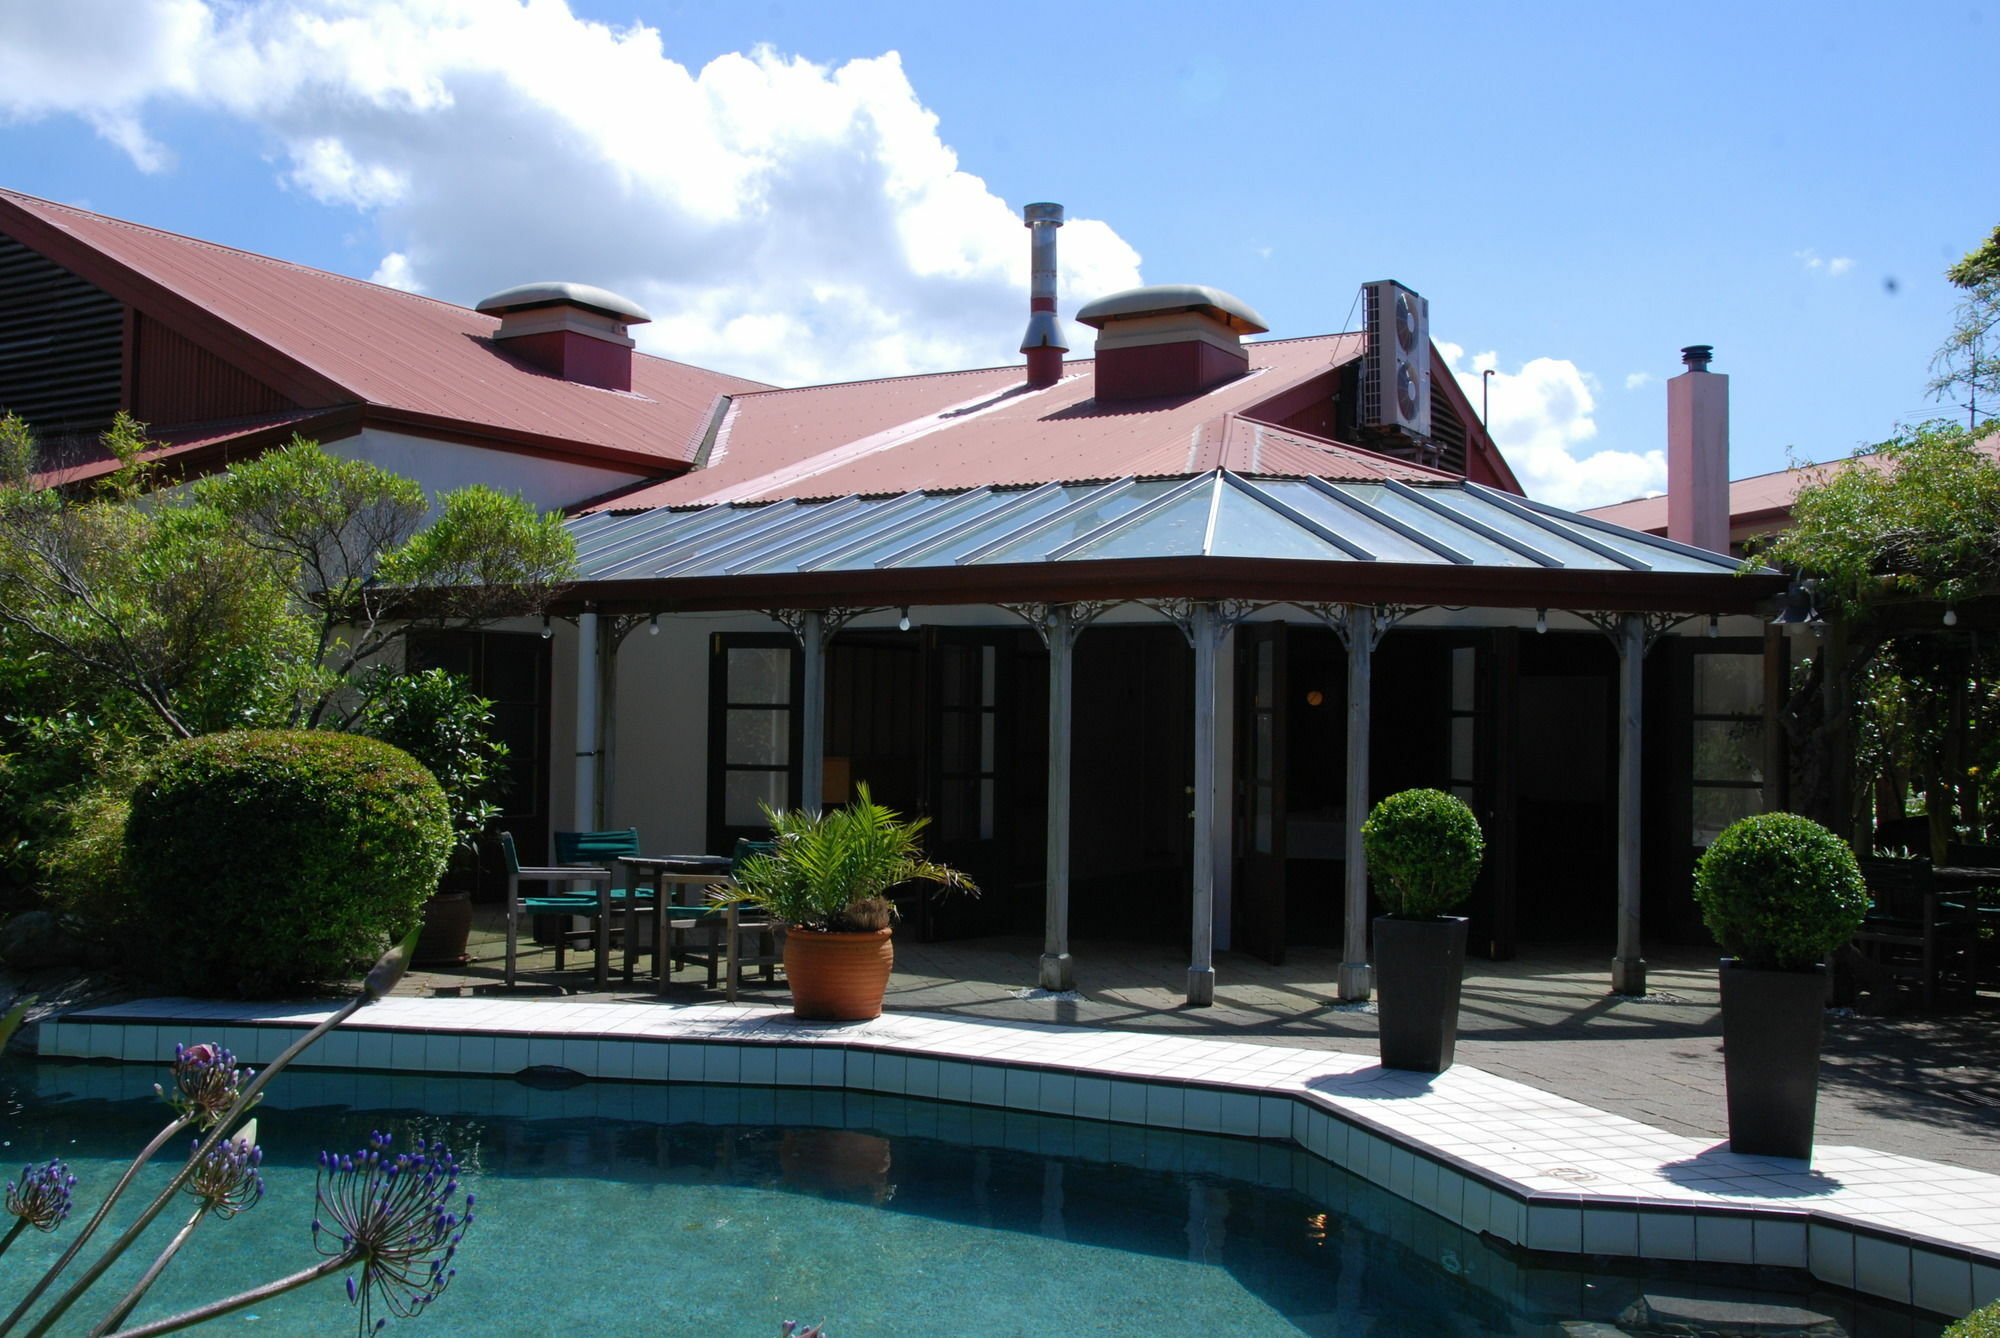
[89,1204,206,1338]
[0,1218,26,1261]
[101,1253,358,1338]
[0,1116,193,1338]
[20,993,368,1338]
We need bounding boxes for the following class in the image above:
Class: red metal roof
[1580,439,2000,536]
[585,333,1447,510]
[0,189,768,473]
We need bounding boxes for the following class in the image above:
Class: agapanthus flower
[5,1159,75,1232]
[184,1134,264,1219]
[155,1042,254,1127]
[313,1132,475,1336]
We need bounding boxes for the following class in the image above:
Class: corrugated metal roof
[567,470,1760,584]
[0,189,768,470]
[587,334,1403,510]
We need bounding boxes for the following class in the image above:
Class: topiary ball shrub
[125,730,450,997]
[1945,1301,2000,1338]
[1693,811,1868,972]
[1361,788,1484,918]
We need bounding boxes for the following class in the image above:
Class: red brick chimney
[1667,344,1730,553]
[476,282,651,392]
[1075,284,1268,400]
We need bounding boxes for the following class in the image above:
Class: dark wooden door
[917,630,1015,940]
[1235,622,1288,964]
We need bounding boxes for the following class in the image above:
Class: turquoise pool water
[3,1058,1939,1337]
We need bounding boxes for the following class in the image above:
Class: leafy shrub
[124,730,450,996]
[723,783,974,933]
[1945,1301,2000,1338]
[1361,789,1484,917]
[354,667,507,856]
[1693,812,1869,971]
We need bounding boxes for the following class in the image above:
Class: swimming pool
[2,1058,1940,1337]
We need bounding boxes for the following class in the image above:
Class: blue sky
[0,0,1991,507]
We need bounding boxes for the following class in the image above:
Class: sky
[0,0,1992,509]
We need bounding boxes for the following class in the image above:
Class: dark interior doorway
[1511,631,1619,940]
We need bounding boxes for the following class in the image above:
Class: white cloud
[0,0,1143,387]
[1624,371,1655,391]
[1794,248,1856,278]
[1437,342,1665,509]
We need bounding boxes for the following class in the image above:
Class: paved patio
[403,914,2000,1176]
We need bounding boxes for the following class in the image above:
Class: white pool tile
[970,1064,1006,1108]
[936,1061,973,1105]
[633,1042,671,1082]
[1582,1207,1639,1256]
[1639,1209,1698,1262]
[1003,1067,1037,1110]
[1753,1217,1808,1268]
[1183,1087,1222,1134]
[701,1045,741,1084]
[1972,1260,2000,1307]
[1854,1233,1913,1305]
[1913,1248,1974,1318]
[738,1045,776,1086]
[1695,1213,1756,1264]
[668,1045,704,1083]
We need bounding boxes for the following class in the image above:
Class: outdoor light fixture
[1945,607,1960,627]
[1706,614,1719,638]
[1534,608,1548,635]
[541,615,553,639]
[898,606,912,632]
[648,614,660,636]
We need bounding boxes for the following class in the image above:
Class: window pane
[1693,653,1761,716]
[980,714,996,771]
[1450,716,1474,783]
[1450,647,1475,713]
[1254,788,1274,854]
[1256,639,1274,707]
[1693,719,1763,785]
[941,714,968,772]
[725,770,788,827]
[980,646,996,708]
[1694,785,1763,847]
[726,709,790,765]
[940,779,971,840]
[1255,714,1274,783]
[979,779,995,841]
[728,647,792,704]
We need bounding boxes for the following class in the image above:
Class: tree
[1757,421,2000,850]
[1932,223,2000,432]
[0,420,575,739]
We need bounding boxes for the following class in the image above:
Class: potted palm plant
[722,784,974,1021]
[1362,788,1485,1073]
[1694,811,1869,1160]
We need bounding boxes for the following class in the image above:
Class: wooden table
[616,856,768,998]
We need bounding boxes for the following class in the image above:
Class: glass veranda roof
[568,471,1755,583]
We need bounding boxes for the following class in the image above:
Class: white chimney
[1667,344,1729,553]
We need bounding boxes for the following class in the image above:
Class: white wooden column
[1041,603,1077,991]
[1187,601,1219,1006]
[799,610,826,814]
[1338,603,1374,1002]
[573,609,599,831]
[1613,611,1647,996]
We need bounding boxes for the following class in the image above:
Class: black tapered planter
[1719,960,1826,1160]
[1374,915,1470,1073]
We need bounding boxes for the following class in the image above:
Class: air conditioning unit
[1362,280,1430,440]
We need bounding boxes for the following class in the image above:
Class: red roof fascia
[35,407,362,490]
[554,554,1788,618]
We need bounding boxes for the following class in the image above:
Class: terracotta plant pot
[784,927,894,1021]
[411,890,473,967]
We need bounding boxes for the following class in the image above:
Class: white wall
[329,427,648,512]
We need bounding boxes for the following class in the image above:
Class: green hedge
[1692,812,1868,971]
[124,730,450,997]
[1946,1301,2000,1338]
[1361,788,1484,918]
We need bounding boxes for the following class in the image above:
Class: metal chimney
[1020,202,1068,388]
[1667,343,1730,553]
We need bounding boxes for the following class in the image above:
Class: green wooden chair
[555,828,658,981]
[500,831,612,988]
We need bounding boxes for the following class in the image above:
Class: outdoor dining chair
[1852,855,1979,1009]
[500,831,614,989]
[554,828,659,980]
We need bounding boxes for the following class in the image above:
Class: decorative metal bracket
[605,613,652,650]
[1298,601,1424,652]
[1001,600,1117,651]
[1576,610,1694,657]
[762,606,880,644]
[1147,598,1265,650]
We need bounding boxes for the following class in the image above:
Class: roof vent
[475,281,651,392]
[1019,202,1068,389]
[1074,283,1267,400]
